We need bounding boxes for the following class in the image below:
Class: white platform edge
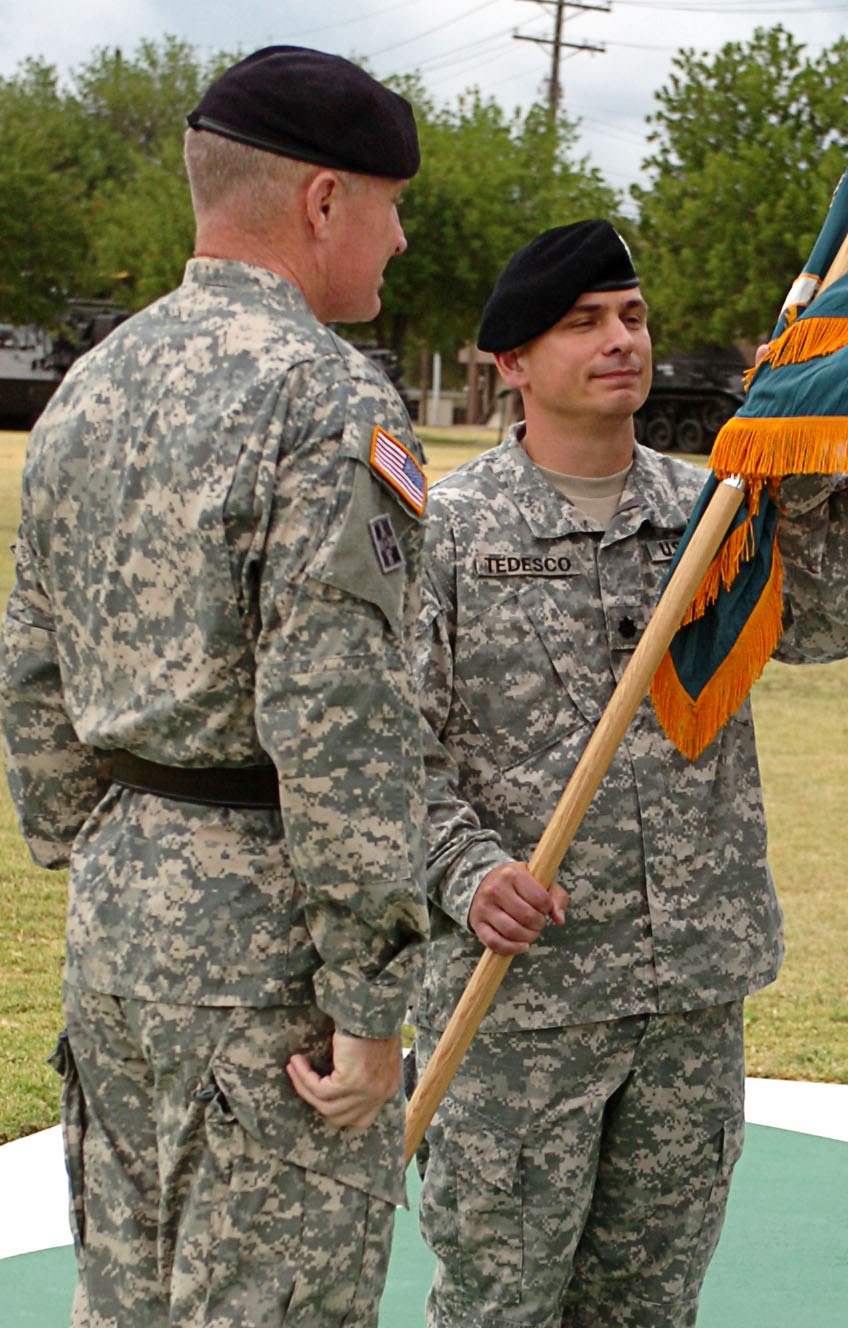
[1,1077,846,1262]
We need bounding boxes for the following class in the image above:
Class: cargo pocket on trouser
[47,1028,86,1255]
[564,1109,747,1328]
[685,1110,745,1295]
[167,1014,396,1328]
[419,1109,524,1321]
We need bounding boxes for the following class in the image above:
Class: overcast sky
[3,0,847,214]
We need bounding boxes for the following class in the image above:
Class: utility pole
[514,0,610,116]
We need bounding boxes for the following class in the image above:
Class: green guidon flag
[651,170,848,760]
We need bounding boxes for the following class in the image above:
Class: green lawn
[1,429,846,1144]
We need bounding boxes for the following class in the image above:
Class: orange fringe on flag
[759,315,848,370]
[654,284,848,759]
[681,486,762,623]
[661,404,848,759]
[649,545,785,761]
[711,414,848,480]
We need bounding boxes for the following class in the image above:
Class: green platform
[1,1125,846,1326]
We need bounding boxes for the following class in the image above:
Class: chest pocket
[453,527,685,766]
[451,580,600,773]
[519,581,615,725]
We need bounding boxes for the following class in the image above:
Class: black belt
[104,750,280,809]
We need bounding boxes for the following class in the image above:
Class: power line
[365,0,505,59]
[513,0,610,113]
[616,0,848,10]
[282,0,434,41]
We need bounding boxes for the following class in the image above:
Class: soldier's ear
[494,348,529,389]
[305,170,342,238]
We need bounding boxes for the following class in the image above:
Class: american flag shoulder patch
[369,427,427,516]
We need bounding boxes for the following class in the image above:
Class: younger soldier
[413,221,848,1327]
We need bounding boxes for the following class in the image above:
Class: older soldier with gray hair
[412,220,848,1327]
[0,45,429,1328]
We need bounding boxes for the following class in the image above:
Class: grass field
[1,428,847,1143]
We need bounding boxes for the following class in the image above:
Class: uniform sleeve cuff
[778,474,844,516]
[312,945,425,1039]
[430,842,514,929]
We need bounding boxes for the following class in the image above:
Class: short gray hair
[184,129,363,228]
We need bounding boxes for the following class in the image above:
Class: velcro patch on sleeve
[370,427,427,516]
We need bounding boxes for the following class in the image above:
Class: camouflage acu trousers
[54,986,396,1327]
[416,1002,745,1328]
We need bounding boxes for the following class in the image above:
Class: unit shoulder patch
[369,514,404,574]
[369,426,427,516]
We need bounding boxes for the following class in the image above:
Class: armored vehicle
[635,348,747,455]
[0,302,127,431]
[0,324,62,431]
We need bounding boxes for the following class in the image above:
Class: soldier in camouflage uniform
[0,47,429,1328]
[413,221,848,1327]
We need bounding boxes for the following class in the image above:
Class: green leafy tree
[1,39,621,358]
[72,38,236,309]
[0,60,90,324]
[73,38,216,158]
[368,78,622,358]
[633,26,848,352]
[0,39,235,326]
[88,140,197,310]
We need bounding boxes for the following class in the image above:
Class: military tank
[1,316,409,432]
[635,348,747,455]
[0,324,62,431]
[0,302,127,431]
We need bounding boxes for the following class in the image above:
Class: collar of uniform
[182,256,312,313]
[494,428,698,542]
[617,443,702,537]
[493,428,603,538]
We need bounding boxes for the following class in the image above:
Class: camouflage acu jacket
[415,428,848,1031]
[1,259,429,1040]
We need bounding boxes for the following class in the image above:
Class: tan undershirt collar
[535,461,632,527]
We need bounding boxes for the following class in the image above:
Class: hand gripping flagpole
[405,232,848,1167]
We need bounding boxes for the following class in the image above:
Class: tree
[87,140,197,311]
[0,39,622,358]
[70,38,235,310]
[366,78,622,359]
[0,60,91,324]
[632,26,848,352]
[0,39,235,326]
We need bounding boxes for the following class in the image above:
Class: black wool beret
[477,220,640,353]
[187,45,420,180]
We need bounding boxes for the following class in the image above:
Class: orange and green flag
[650,171,848,760]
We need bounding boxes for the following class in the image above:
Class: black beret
[187,45,420,180]
[477,220,639,352]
